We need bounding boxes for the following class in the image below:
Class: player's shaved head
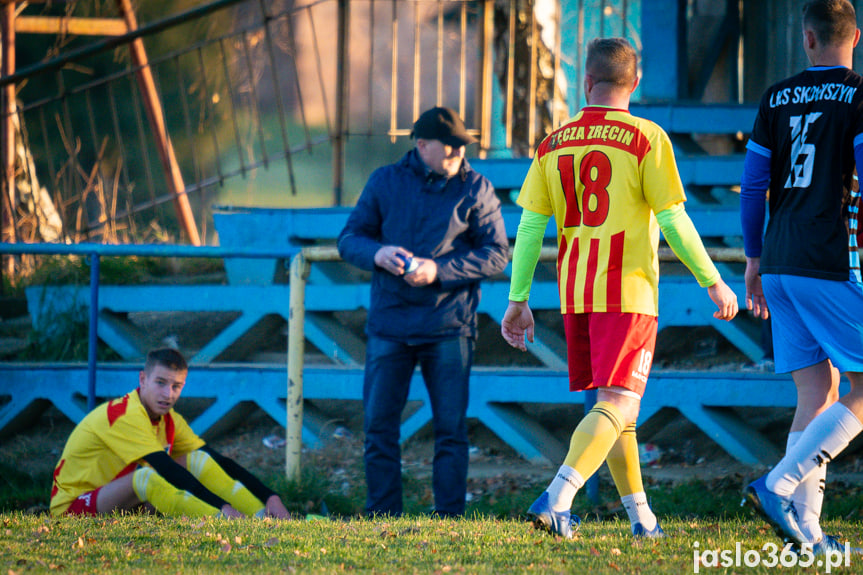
[585,38,637,89]
[803,0,857,47]
[144,347,188,374]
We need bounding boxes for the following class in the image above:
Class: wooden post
[114,0,201,245]
[1,1,16,281]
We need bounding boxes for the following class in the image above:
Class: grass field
[3,512,863,574]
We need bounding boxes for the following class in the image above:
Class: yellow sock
[606,423,644,497]
[186,450,265,517]
[132,467,220,517]
[563,401,625,480]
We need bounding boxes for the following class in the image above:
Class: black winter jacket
[337,149,509,342]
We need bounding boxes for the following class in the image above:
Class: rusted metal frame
[436,0,444,106]
[1,0,16,269]
[305,6,332,137]
[127,74,158,211]
[0,0,249,90]
[527,2,537,156]
[173,55,203,194]
[239,30,269,169]
[505,0,515,148]
[195,46,225,185]
[458,1,467,118]
[366,1,374,135]
[412,1,421,122]
[256,0,297,196]
[334,0,349,205]
[218,38,247,178]
[479,0,494,153]
[283,9,312,151]
[389,0,398,143]
[15,16,127,36]
[114,0,201,245]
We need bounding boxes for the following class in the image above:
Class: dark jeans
[363,335,473,517]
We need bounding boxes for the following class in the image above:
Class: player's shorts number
[559,151,611,227]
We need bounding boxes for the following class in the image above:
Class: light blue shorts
[762,273,863,374]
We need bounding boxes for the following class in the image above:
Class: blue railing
[0,242,297,410]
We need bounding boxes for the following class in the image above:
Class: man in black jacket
[50,347,290,519]
[338,107,509,517]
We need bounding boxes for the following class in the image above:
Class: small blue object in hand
[396,253,419,275]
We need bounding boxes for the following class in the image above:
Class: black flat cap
[410,106,477,147]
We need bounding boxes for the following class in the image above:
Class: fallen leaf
[234,536,242,545]
[590,547,600,556]
[608,562,620,571]
[610,548,621,556]
[221,544,232,553]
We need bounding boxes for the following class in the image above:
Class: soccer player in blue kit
[740,0,863,554]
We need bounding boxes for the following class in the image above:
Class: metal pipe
[479,0,495,154]
[1,1,15,280]
[115,0,201,245]
[389,0,399,144]
[88,253,100,410]
[15,16,127,36]
[286,250,308,482]
[334,0,349,205]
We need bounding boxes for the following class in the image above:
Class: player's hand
[374,245,413,276]
[403,258,437,287]
[264,495,291,520]
[707,278,738,321]
[220,504,245,519]
[501,300,534,351]
[744,257,769,319]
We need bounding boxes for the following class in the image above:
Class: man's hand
[501,300,534,351]
[374,245,413,276]
[744,256,769,319]
[265,494,291,519]
[707,278,739,321]
[403,258,437,287]
[220,503,245,519]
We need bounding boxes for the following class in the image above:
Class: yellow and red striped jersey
[50,389,204,516]
[517,106,686,315]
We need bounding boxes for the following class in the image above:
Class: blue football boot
[742,475,807,545]
[527,492,581,539]
[632,522,666,538]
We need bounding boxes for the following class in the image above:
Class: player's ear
[853,28,861,48]
[630,75,640,94]
[803,28,817,51]
[139,370,146,386]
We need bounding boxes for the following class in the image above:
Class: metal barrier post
[286,250,309,481]
[87,253,100,410]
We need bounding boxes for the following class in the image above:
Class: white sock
[787,431,825,542]
[767,403,863,497]
[547,465,584,512]
[621,492,657,531]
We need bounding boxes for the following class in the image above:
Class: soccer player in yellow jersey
[501,38,739,539]
[50,348,290,519]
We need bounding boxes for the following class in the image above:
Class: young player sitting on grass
[50,347,290,519]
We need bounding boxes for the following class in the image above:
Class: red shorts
[64,487,102,516]
[563,312,658,396]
